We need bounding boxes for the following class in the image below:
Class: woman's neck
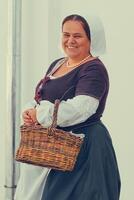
[67,54,92,67]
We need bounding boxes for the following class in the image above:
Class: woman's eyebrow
[63,32,83,35]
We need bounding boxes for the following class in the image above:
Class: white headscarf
[60,13,106,57]
[83,14,106,56]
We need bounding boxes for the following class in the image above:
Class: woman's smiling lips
[67,46,78,49]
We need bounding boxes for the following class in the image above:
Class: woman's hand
[22,108,38,125]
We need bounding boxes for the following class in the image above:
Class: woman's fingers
[27,109,37,123]
[22,110,34,123]
[22,108,38,125]
[23,117,33,123]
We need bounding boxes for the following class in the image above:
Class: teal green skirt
[41,121,121,200]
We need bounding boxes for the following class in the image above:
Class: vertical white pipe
[5,0,22,199]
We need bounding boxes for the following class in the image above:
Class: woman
[15,14,121,200]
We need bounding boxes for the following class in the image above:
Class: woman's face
[62,20,90,60]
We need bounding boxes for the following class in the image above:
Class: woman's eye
[74,35,82,38]
[62,34,82,39]
[63,34,70,38]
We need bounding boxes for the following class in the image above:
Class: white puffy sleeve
[22,99,37,111]
[36,95,99,128]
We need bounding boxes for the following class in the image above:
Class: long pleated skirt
[41,120,121,200]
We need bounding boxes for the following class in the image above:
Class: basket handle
[50,99,60,129]
[49,86,75,129]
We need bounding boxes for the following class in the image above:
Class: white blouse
[36,95,99,127]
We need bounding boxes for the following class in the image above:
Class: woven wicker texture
[15,99,84,171]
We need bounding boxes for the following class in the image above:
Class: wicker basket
[15,99,84,171]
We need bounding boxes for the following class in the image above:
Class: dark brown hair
[62,14,91,41]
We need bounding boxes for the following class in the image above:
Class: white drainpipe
[5,0,22,199]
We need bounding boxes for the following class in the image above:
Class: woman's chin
[66,52,79,59]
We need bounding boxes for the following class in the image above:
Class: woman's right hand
[22,109,34,125]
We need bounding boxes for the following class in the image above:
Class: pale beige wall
[21,0,49,107]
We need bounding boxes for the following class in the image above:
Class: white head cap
[83,14,106,56]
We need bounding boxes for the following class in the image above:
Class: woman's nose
[68,36,76,44]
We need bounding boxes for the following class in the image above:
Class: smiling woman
[62,20,90,63]
[15,14,121,200]
[52,17,96,77]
